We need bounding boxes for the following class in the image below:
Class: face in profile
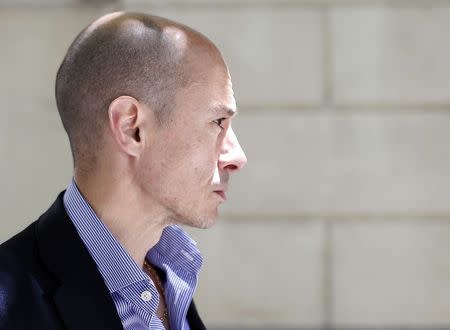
[137,61,247,229]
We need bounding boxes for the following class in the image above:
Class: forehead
[210,72,236,112]
[177,63,236,115]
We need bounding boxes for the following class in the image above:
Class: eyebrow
[211,105,238,117]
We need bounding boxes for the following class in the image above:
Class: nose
[218,127,247,173]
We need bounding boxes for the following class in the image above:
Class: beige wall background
[1,0,450,329]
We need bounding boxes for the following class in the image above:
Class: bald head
[55,12,223,169]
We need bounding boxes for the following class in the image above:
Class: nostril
[225,164,238,171]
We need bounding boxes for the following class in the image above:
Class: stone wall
[1,1,450,328]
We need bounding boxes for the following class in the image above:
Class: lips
[214,190,227,200]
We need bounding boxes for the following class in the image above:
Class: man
[0,12,246,330]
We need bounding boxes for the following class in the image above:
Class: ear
[108,96,143,157]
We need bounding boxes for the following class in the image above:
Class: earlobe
[108,96,143,157]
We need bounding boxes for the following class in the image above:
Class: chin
[179,211,219,229]
[196,217,217,229]
[170,203,221,229]
[190,215,218,229]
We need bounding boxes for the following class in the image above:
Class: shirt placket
[118,279,160,328]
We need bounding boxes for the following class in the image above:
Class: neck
[74,170,169,267]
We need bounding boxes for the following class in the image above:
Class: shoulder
[0,223,36,324]
[1,218,37,253]
[0,210,62,294]
[0,193,71,329]
[0,220,39,275]
[0,220,61,329]
[0,221,41,302]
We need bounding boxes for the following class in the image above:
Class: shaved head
[55,12,220,169]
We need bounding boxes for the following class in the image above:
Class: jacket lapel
[36,192,124,330]
[187,300,206,330]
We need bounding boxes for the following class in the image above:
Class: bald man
[0,12,247,330]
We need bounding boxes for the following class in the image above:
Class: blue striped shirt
[63,180,203,330]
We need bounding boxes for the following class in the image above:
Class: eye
[213,117,226,129]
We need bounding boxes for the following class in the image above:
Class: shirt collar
[63,179,203,293]
[149,225,203,276]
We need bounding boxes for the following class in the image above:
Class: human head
[56,12,189,170]
[55,12,247,227]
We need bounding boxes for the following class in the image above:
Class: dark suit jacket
[0,192,206,330]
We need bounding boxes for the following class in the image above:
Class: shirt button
[140,290,152,302]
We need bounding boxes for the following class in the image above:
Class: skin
[73,13,247,271]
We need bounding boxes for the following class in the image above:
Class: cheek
[154,140,211,181]
[173,129,219,163]
[150,126,220,180]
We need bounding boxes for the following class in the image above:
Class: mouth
[214,190,227,201]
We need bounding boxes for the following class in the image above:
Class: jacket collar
[36,192,124,330]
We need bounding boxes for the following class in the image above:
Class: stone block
[186,219,325,327]
[332,221,450,325]
[332,7,450,104]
